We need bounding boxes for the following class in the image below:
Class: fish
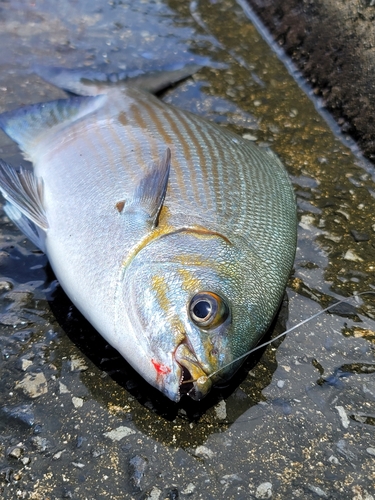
[0,65,297,402]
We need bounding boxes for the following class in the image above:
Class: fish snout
[174,343,212,401]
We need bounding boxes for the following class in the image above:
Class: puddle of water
[0,0,374,498]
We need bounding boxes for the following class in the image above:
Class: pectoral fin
[0,159,48,230]
[119,148,171,229]
[4,203,46,252]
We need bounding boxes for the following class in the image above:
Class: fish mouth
[174,343,212,401]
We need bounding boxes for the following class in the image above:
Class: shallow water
[0,0,374,498]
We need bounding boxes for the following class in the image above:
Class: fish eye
[189,292,229,328]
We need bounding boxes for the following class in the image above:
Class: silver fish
[0,66,297,401]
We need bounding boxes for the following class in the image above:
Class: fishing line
[204,290,375,381]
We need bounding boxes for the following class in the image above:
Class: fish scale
[0,66,297,401]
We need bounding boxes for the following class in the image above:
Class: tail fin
[35,63,201,97]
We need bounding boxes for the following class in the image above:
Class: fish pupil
[193,300,211,320]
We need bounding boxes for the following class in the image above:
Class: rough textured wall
[247,0,375,162]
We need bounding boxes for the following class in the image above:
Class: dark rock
[1,404,35,427]
[129,455,148,489]
[62,488,74,498]
[327,300,359,319]
[76,436,86,448]
[0,466,13,483]
[167,488,179,500]
[336,439,357,464]
[350,229,370,242]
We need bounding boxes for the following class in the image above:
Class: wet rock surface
[246,0,375,163]
[0,0,374,498]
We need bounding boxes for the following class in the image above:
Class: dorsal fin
[0,94,106,159]
[120,148,171,229]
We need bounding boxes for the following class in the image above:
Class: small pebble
[20,359,33,371]
[31,436,49,452]
[307,485,328,497]
[15,372,48,399]
[103,425,136,441]
[91,448,105,458]
[243,133,257,141]
[195,445,215,459]
[335,406,350,429]
[145,487,161,500]
[181,483,196,495]
[343,249,363,262]
[255,481,272,499]
[69,356,88,372]
[72,396,84,408]
[8,445,23,459]
[366,447,375,457]
[12,471,22,481]
[299,214,315,230]
[214,400,227,420]
[72,462,85,469]
[0,280,12,291]
[323,232,342,243]
[52,449,66,460]
[59,382,70,394]
[328,455,339,464]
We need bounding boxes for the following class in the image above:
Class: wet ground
[245,0,375,163]
[0,0,374,499]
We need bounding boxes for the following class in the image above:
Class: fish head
[116,228,270,402]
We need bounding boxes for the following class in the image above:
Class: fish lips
[174,343,212,401]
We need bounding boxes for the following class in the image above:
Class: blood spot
[151,359,171,375]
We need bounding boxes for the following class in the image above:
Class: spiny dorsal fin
[121,148,171,229]
[0,94,105,160]
[0,159,48,229]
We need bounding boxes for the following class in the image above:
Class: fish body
[0,68,297,401]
